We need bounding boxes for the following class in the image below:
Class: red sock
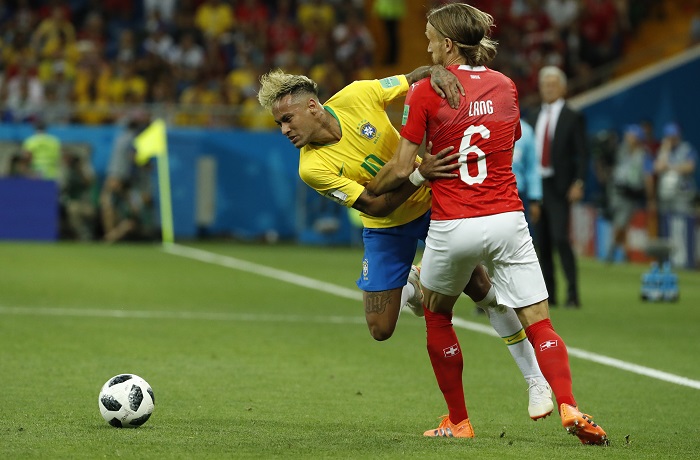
[424,307,468,424]
[525,318,576,408]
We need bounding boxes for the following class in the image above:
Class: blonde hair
[257,69,319,112]
[427,3,498,66]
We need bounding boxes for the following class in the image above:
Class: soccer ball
[98,374,155,428]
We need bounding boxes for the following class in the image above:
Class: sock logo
[443,344,460,357]
[539,340,558,351]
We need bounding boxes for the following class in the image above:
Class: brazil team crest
[358,120,377,140]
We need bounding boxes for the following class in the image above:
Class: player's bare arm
[405,66,432,86]
[405,66,465,109]
[372,137,422,194]
[367,141,459,195]
[351,180,420,218]
[367,139,423,195]
[428,65,465,109]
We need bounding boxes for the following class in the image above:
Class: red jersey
[401,65,523,220]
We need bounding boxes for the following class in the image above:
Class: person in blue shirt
[607,124,654,262]
[654,122,698,216]
[512,119,542,232]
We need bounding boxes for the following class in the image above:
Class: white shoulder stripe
[458,65,487,72]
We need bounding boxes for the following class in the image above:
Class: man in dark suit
[531,66,588,308]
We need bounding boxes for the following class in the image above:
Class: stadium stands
[0,0,688,128]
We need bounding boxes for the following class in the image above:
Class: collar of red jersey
[457,65,487,72]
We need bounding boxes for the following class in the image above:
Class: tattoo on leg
[365,291,391,315]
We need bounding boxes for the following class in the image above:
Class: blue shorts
[356,211,431,292]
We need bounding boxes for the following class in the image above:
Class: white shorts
[420,211,548,308]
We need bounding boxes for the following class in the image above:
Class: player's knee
[368,322,396,341]
[464,280,489,300]
[464,268,491,300]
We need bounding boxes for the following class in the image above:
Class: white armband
[408,168,426,186]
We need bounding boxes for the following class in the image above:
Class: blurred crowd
[0,0,373,129]
[14,113,157,243]
[0,0,687,129]
[591,120,698,262]
[2,0,698,246]
[479,0,657,107]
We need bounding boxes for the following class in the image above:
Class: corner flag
[133,118,174,245]
[134,118,167,166]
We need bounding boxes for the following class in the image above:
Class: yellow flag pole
[156,147,174,246]
[132,118,174,246]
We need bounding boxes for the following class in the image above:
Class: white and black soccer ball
[98,374,155,428]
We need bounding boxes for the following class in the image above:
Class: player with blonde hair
[259,64,554,422]
[368,2,607,444]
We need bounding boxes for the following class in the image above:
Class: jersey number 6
[458,124,490,185]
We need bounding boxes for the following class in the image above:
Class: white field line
[450,317,700,390]
[2,243,698,390]
[166,244,700,391]
[163,243,363,301]
[0,306,366,325]
[3,303,697,391]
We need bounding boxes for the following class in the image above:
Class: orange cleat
[423,415,474,438]
[560,403,609,445]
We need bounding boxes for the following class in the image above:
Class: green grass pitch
[0,241,698,459]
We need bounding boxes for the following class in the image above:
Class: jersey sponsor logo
[402,104,409,126]
[326,189,348,205]
[338,162,345,177]
[379,76,400,88]
[359,121,377,140]
[539,339,558,351]
[443,343,460,357]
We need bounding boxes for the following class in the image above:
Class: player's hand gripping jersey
[401,65,523,220]
[298,75,432,228]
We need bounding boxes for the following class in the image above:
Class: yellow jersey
[298,75,431,229]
